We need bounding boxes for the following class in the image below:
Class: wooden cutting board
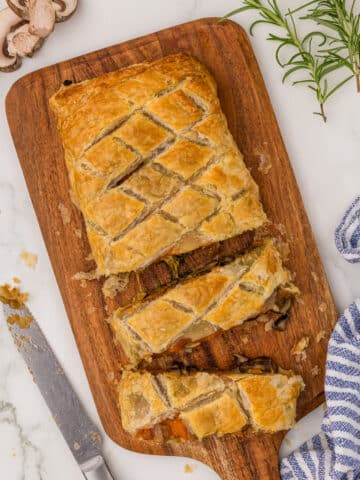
[6,18,337,480]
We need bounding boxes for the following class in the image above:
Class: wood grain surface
[5,18,337,480]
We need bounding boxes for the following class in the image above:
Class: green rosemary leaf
[219,7,252,22]
[299,0,360,91]
[221,0,332,121]
[222,0,357,121]
[282,65,307,82]
[324,73,354,100]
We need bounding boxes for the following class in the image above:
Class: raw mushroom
[52,0,77,22]
[29,0,55,38]
[5,0,31,20]
[1,0,77,72]
[6,0,78,23]
[0,7,23,72]
[6,22,43,57]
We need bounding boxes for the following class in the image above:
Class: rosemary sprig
[220,0,353,121]
[292,0,360,92]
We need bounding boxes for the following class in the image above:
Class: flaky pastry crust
[118,370,304,439]
[50,53,266,275]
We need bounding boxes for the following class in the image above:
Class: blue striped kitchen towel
[335,196,360,263]
[280,299,360,479]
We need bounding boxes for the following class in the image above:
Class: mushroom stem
[29,0,55,38]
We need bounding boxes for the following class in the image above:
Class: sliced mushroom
[0,8,23,72]
[236,356,278,374]
[52,0,77,22]
[6,22,43,57]
[5,1,29,20]
[29,0,55,38]
[7,0,77,23]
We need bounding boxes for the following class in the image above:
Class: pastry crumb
[257,154,272,174]
[74,228,82,239]
[311,365,320,377]
[311,271,319,283]
[90,431,101,443]
[72,270,98,287]
[256,313,269,323]
[102,273,130,298]
[12,277,21,284]
[264,319,274,332]
[58,203,71,225]
[319,302,327,312]
[20,250,38,269]
[291,336,310,362]
[0,283,29,308]
[316,330,326,343]
[7,314,32,329]
[284,438,292,447]
[73,442,80,450]
[274,238,290,260]
[184,464,195,474]
[275,223,287,236]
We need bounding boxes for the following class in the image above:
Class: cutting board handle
[202,432,284,480]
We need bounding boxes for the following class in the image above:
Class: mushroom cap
[29,0,55,38]
[0,7,23,72]
[52,0,77,22]
[7,0,78,23]
[6,22,43,57]
[6,1,29,20]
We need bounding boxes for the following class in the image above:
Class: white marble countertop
[0,0,359,479]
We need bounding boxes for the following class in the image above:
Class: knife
[2,302,115,480]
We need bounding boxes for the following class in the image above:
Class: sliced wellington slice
[118,370,304,440]
[110,239,298,367]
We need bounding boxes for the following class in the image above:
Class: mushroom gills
[0,7,23,71]
[52,0,77,22]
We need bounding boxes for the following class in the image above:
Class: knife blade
[2,302,115,480]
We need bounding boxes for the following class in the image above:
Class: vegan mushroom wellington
[50,53,266,275]
[50,53,303,440]
[119,370,304,440]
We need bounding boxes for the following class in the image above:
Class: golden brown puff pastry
[118,370,304,439]
[49,53,267,275]
[111,240,298,367]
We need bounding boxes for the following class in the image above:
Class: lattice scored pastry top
[50,53,267,275]
[118,370,304,440]
[111,240,298,367]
